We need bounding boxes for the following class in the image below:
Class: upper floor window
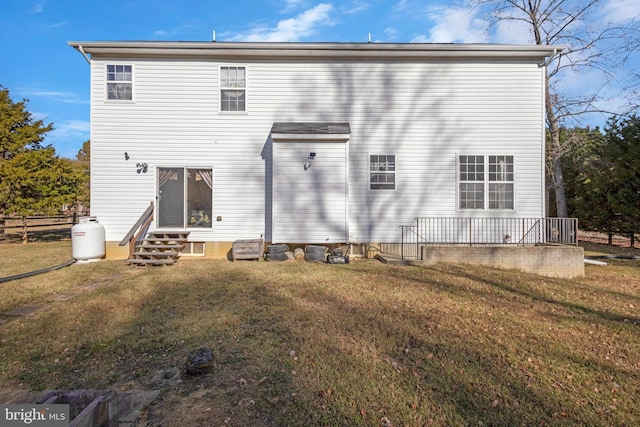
[459,154,514,210]
[370,154,396,190]
[220,66,246,112]
[106,65,132,100]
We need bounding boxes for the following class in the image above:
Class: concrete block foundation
[420,245,584,278]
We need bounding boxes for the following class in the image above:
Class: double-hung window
[458,155,514,210]
[106,65,132,100]
[220,66,246,112]
[459,155,485,209]
[488,155,514,209]
[370,155,396,190]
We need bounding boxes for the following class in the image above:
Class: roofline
[68,41,563,61]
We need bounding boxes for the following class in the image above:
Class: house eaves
[68,41,563,62]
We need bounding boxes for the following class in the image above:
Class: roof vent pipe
[212,30,216,42]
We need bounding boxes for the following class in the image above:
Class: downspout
[540,48,558,218]
[78,45,91,64]
[542,48,558,68]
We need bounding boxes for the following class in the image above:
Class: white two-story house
[69,41,562,260]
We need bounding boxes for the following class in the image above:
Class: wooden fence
[0,212,89,243]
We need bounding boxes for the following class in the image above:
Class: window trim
[457,154,515,211]
[105,63,134,102]
[219,65,247,113]
[369,154,397,191]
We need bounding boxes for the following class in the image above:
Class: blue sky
[1,0,638,159]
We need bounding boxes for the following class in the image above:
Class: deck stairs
[127,232,190,266]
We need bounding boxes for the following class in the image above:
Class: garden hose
[0,259,76,284]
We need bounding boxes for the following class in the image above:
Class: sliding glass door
[158,167,212,228]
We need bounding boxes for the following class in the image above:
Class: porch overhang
[271,122,350,142]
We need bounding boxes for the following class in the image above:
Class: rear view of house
[69,41,564,260]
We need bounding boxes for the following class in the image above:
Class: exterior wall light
[304,152,316,170]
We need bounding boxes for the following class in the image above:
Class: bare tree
[476,0,639,217]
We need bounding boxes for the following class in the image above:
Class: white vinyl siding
[88,53,545,244]
[272,141,348,243]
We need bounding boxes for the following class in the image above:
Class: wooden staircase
[127,232,190,266]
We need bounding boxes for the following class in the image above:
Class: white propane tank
[71,217,106,262]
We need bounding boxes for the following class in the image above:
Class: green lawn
[0,240,638,426]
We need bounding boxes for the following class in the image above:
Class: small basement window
[180,242,206,256]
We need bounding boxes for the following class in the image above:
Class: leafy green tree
[76,139,90,164]
[0,85,52,160]
[561,126,605,217]
[0,85,86,242]
[71,140,91,210]
[601,116,640,246]
[573,116,640,246]
[1,147,85,215]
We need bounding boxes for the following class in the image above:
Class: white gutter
[77,45,91,64]
[542,48,559,67]
[68,41,563,61]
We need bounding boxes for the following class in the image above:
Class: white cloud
[384,27,399,41]
[602,0,640,23]
[46,120,90,158]
[280,0,309,13]
[410,1,541,44]
[394,0,408,12]
[23,89,88,105]
[493,19,534,44]
[29,3,44,13]
[229,3,334,42]
[46,20,68,29]
[342,1,370,15]
[415,3,489,43]
[152,25,197,39]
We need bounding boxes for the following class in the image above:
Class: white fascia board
[68,41,564,62]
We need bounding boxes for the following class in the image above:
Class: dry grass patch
[0,242,638,426]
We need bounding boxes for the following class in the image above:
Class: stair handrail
[119,201,154,258]
[518,218,541,245]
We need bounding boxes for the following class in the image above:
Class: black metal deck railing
[400,217,578,260]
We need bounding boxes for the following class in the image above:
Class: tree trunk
[545,73,569,218]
